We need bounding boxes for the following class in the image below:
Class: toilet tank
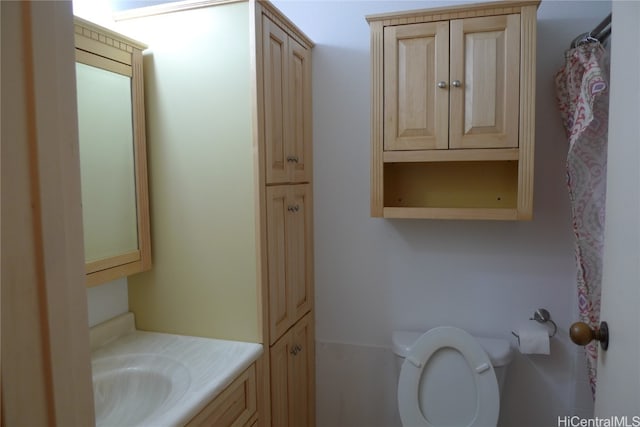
[392,331,514,392]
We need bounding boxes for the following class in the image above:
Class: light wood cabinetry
[4,3,95,424]
[383,20,449,151]
[73,18,152,286]
[449,14,520,150]
[266,184,313,345]
[369,0,539,220]
[263,16,312,184]
[115,2,314,426]
[270,313,315,427]
[187,364,257,427]
[262,9,315,427]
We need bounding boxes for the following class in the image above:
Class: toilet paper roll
[517,323,550,355]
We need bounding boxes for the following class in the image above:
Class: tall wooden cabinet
[368,0,540,220]
[262,10,315,426]
[115,2,314,426]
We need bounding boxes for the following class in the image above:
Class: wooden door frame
[1,1,94,424]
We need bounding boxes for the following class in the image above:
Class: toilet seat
[398,327,500,427]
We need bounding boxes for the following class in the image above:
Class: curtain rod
[570,13,612,48]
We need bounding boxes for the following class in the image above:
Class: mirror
[74,17,151,287]
[77,62,138,263]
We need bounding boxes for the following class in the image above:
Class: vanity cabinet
[266,184,313,345]
[187,364,257,427]
[368,0,540,220]
[270,313,315,427]
[263,16,312,185]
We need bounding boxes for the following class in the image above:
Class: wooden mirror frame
[74,17,151,287]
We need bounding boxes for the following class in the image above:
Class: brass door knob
[570,321,609,351]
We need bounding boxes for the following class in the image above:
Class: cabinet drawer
[186,364,257,427]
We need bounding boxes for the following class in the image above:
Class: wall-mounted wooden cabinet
[368,0,540,220]
[74,18,152,286]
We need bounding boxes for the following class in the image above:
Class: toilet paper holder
[511,308,558,343]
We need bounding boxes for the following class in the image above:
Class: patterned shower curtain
[555,42,609,398]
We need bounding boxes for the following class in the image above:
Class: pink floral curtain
[555,43,609,397]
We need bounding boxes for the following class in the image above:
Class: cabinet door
[267,185,313,344]
[287,185,313,326]
[384,21,449,151]
[290,314,315,427]
[270,333,292,427]
[269,313,315,427]
[449,14,520,149]
[288,38,312,183]
[264,17,312,184]
[263,17,289,184]
[186,365,257,427]
[266,186,290,343]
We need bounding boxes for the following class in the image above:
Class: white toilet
[392,327,514,427]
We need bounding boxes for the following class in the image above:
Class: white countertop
[90,312,263,427]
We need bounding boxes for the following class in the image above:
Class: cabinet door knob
[437,81,447,89]
[286,155,299,163]
[451,80,462,88]
[287,205,295,212]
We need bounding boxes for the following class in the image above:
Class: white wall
[271,0,610,425]
[86,278,129,327]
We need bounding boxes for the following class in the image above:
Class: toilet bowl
[392,327,514,427]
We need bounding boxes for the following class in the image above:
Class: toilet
[392,327,514,427]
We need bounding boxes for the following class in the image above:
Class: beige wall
[118,2,260,342]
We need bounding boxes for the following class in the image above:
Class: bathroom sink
[92,354,191,426]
